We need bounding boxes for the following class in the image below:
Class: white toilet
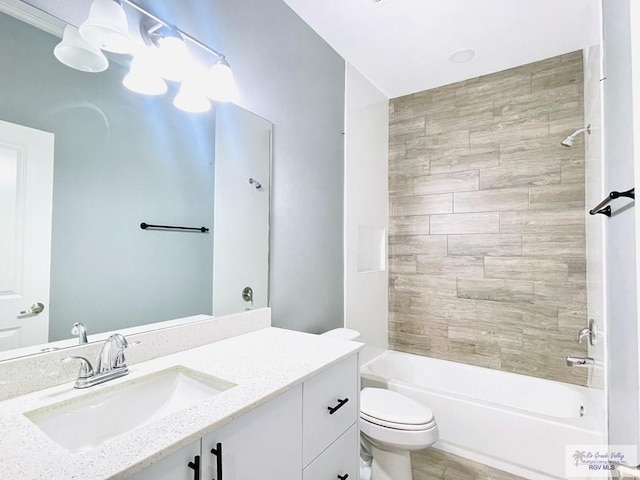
[360,387,438,479]
[322,328,439,480]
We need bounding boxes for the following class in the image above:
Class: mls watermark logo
[565,444,637,478]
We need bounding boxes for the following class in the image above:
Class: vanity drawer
[303,424,358,480]
[303,354,358,466]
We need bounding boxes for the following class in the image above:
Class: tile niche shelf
[357,225,386,273]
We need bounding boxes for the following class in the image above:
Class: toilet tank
[321,328,361,341]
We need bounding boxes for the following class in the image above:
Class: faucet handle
[577,319,598,346]
[578,327,590,343]
[62,356,95,379]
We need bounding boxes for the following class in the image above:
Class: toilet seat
[360,416,439,451]
[360,411,435,431]
[360,388,435,431]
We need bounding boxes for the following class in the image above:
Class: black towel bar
[589,188,635,217]
[140,222,209,233]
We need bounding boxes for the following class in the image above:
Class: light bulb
[207,57,237,102]
[156,34,190,82]
[174,81,211,113]
[123,53,167,95]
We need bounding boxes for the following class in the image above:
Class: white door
[213,105,271,316]
[0,120,54,352]
[201,385,303,480]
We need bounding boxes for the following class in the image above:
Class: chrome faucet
[63,333,138,389]
[566,356,595,367]
[96,333,130,374]
[577,319,597,346]
[71,322,88,344]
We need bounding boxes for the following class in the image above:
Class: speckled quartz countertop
[0,327,363,480]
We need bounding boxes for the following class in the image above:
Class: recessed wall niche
[357,225,386,273]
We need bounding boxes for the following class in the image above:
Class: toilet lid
[360,388,434,427]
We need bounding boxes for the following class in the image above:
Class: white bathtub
[361,350,605,480]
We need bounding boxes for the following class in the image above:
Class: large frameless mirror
[0,2,271,361]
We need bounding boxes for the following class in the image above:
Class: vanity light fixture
[123,0,237,108]
[79,0,132,54]
[124,0,236,108]
[54,25,109,73]
[54,0,236,114]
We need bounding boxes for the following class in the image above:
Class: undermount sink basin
[25,366,235,452]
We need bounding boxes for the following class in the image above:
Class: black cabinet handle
[327,397,349,415]
[187,455,200,480]
[338,474,349,480]
[210,442,223,480]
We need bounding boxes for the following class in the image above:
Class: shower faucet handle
[577,328,590,343]
[577,319,597,346]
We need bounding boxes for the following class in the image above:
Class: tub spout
[566,356,595,367]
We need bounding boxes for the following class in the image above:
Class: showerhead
[561,124,591,147]
[561,136,575,147]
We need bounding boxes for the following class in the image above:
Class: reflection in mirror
[0,6,271,361]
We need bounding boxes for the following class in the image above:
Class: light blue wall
[148,0,346,332]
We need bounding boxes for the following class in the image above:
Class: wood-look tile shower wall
[388,51,588,385]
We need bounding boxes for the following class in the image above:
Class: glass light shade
[206,58,237,102]
[79,0,132,54]
[54,25,108,73]
[123,54,167,95]
[156,35,190,82]
[174,81,211,113]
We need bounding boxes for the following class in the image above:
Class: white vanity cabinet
[128,353,359,480]
[200,384,303,480]
[303,354,359,480]
[128,386,302,480]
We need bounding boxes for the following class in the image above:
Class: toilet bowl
[360,387,438,480]
[321,328,439,480]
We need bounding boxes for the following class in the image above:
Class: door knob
[19,302,45,316]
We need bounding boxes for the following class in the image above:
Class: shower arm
[568,126,589,138]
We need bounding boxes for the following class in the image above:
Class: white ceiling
[282,0,596,98]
